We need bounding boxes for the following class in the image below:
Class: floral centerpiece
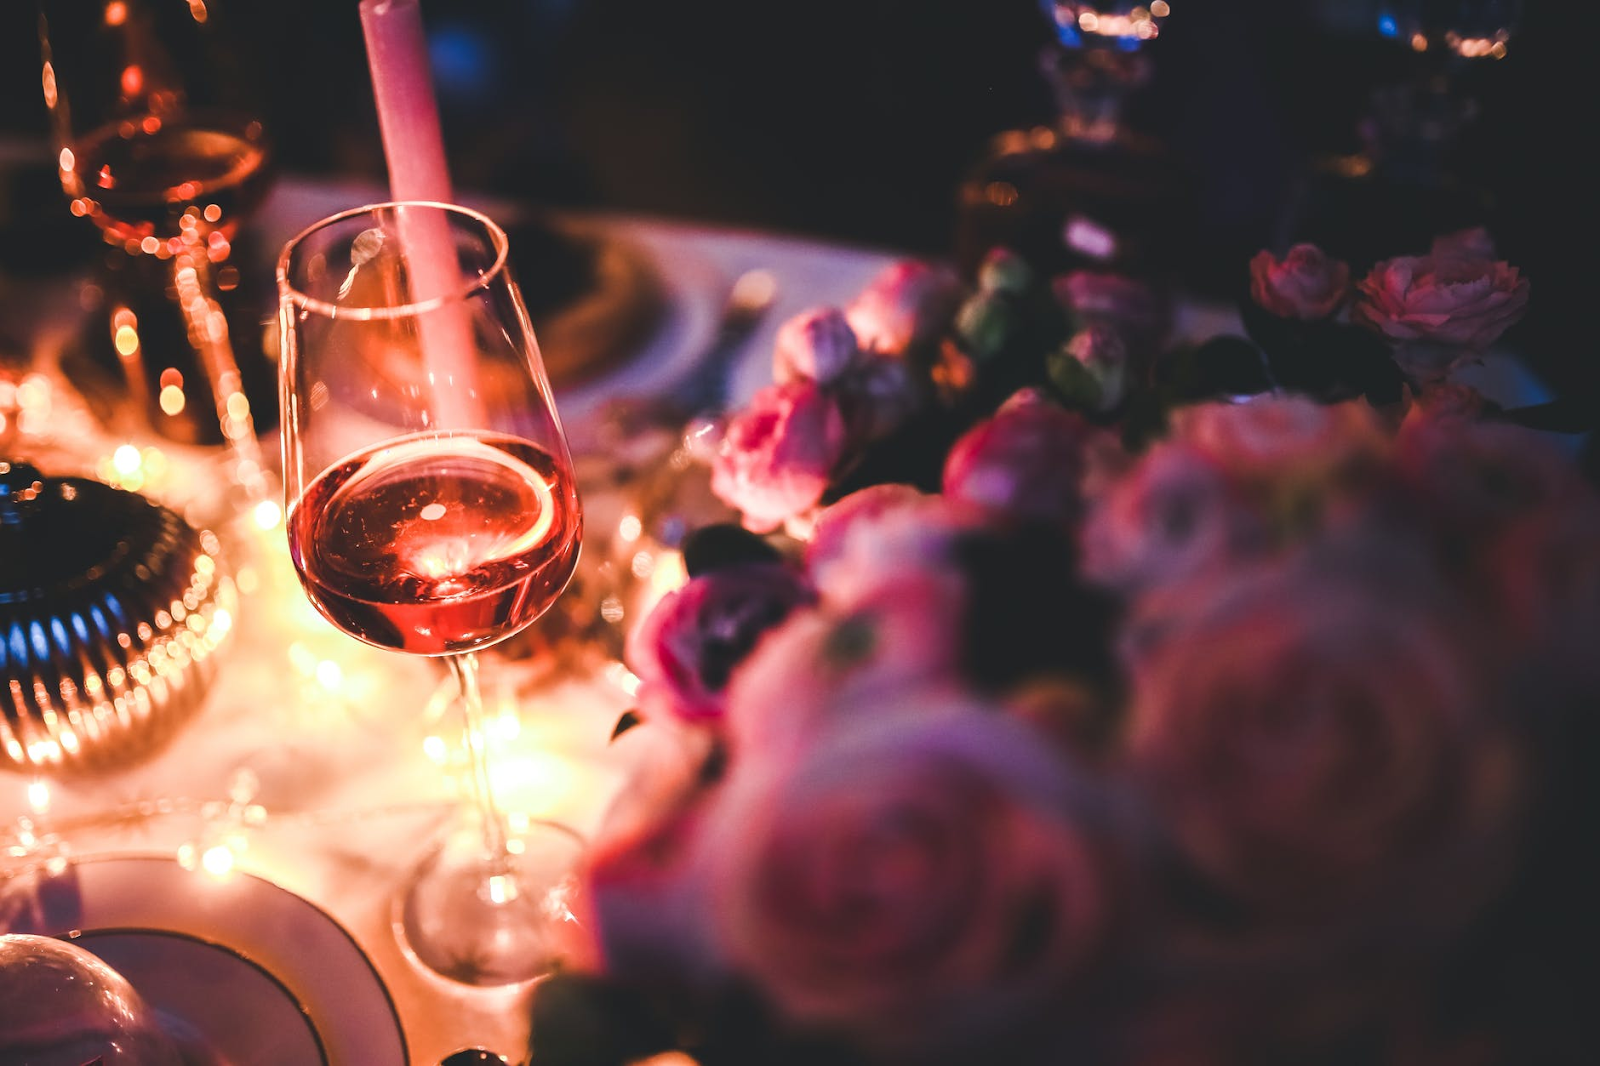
[532,233,1594,1066]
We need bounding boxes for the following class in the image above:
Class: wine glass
[37,0,274,498]
[276,201,585,987]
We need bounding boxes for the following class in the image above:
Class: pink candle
[359,0,482,428]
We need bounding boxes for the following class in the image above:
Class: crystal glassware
[38,0,276,498]
[277,201,585,986]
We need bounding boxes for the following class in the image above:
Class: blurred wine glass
[38,0,275,497]
[277,201,585,987]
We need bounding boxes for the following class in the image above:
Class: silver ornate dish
[1,459,234,774]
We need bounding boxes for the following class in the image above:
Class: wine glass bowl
[277,201,585,986]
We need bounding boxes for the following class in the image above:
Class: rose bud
[977,246,1034,296]
[1352,251,1530,381]
[845,259,963,356]
[954,290,1015,362]
[624,561,816,724]
[772,306,860,387]
[705,702,1121,1058]
[711,380,848,533]
[1047,324,1132,413]
[942,388,1100,530]
[1053,270,1172,356]
[1247,243,1351,321]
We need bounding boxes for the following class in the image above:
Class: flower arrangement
[533,233,1595,1066]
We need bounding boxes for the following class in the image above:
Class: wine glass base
[393,815,586,988]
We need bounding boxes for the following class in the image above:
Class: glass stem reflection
[446,651,511,867]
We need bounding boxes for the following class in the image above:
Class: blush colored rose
[1248,244,1351,321]
[711,381,848,533]
[1170,395,1387,486]
[845,259,963,356]
[1352,252,1529,376]
[772,306,860,387]
[623,562,815,723]
[806,489,981,607]
[805,483,931,575]
[1080,441,1268,594]
[706,703,1118,1055]
[1128,565,1517,919]
[942,388,1100,529]
[723,576,969,767]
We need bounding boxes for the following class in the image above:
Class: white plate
[4,855,407,1066]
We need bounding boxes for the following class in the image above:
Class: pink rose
[723,577,968,767]
[942,388,1100,529]
[1080,441,1268,594]
[623,562,815,722]
[1053,270,1172,355]
[1170,395,1387,486]
[804,482,931,574]
[805,487,981,606]
[844,259,963,356]
[705,703,1118,1055]
[772,306,860,387]
[1128,564,1518,919]
[711,381,848,533]
[1352,251,1529,378]
[1248,243,1351,320]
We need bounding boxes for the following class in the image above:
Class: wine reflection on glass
[277,201,585,987]
[38,0,275,493]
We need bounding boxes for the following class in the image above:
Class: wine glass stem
[170,234,271,505]
[446,651,511,865]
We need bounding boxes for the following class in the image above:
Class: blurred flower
[1430,227,1497,262]
[1053,270,1171,356]
[835,352,923,446]
[1352,250,1529,380]
[942,388,1100,530]
[1400,381,1488,431]
[711,381,848,533]
[771,306,860,387]
[1248,244,1351,321]
[1128,563,1519,922]
[954,290,1016,362]
[1080,441,1267,595]
[624,562,815,724]
[845,259,963,356]
[705,703,1119,1056]
[976,246,1034,295]
[1170,395,1388,488]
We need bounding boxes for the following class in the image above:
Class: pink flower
[723,576,968,767]
[1080,441,1268,594]
[845,259,963,356]
[1053,270,1172,355]
[705,703,1118,1055]
[1127,564,1518,919]
[1352,251,1529,377]
[1170,396,1388,486]
[1248,244,1351,320]
[805,487,980,606]
[942,389,1101,529]
[623,562,815,723]
[1400,381,1487,431]
[711,381,848,533]
[1431,226,1496,261]
[1395,419,1585,543]
[772,306,860,386]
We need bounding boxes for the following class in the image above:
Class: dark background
[0,1,1590,409]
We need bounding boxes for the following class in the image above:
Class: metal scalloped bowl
[1,459,235,774]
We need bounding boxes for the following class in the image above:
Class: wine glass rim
[275,200,510,321]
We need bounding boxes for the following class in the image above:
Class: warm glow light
[618,514,642,542]
[27,779,50,814]
[188,0,208,23]
[158,384,186,416]
[57,147,74,173]
[201,844,235,877]
[140,236,161,255]
[113,325,140,356]
[42,62,57,108]
[105,1,128,26]
[112,444,142,475]
[253,499,282,530]
[203,203,222,223]
[423,734,448,764]
[120,64,143,98]
[315,660,343,691]
[1151,1,1170,16]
